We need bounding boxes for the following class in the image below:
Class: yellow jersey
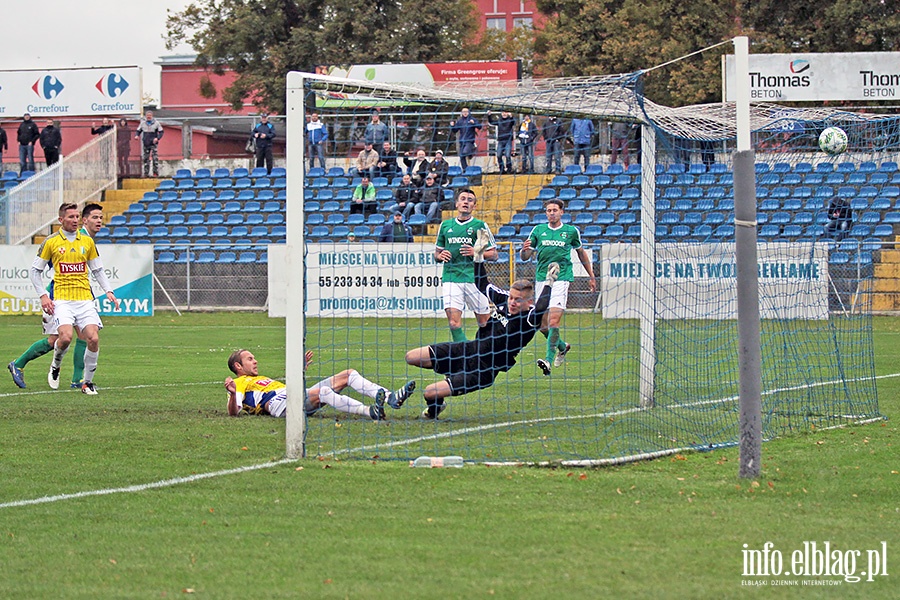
[233,374,286,415]
[37,229,99,302]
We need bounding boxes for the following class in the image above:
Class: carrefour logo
[790,60,810,74]
[95,73,130,98]
[32,75,65,99]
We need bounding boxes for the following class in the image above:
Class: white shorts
[49,300,103,331]
[443,282,490,314]
[265,377,330,418]
[535,280,570,311]
[42,312,58,336]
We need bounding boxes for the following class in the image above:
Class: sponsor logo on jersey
[255,378,274,387]
[58,262,86,274]
[491,307,508,327]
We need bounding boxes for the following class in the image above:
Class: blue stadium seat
[236,251,257,264]
[683,212,702,225]
[495,225,516,239]
[660,212,680,225]
[215,251,237,264]
[692,224,713,239]
[848,224,871,238]
[189,226,209,238]
[793,212,814,225]
[510,213,530,226]
[570,175,590,187]
[605,224,625,238]
[873,224,894,237]
[591,175,611,187]
[185,214,205,226]
[219,191,237,202]
[147,214,167,227]
[367,214,386,225]
[558,188,577,201]
[673,199,692,211]
[770,212,791,225]
[607,164,626,175]
[782,225,802,238]
[531,214,548,225]
[222,201,242,213]
[600,188,619,201]
[583,225,603,239]
[883,212,900,224]
[321,201,340,212]
[608,199,629,212]
[537,188,555,200]
[770,186,791,199]
[713,224,735,239]
[195,178,214,190]
[306,167,325,178]
[564,165,583,175]
[859,212,880,224]
[157,180,177,190]
[584,164,604,176]
[578,188,598,200]
[594,213,615,226]
[829,252,850,265]
[587,199,607,212]
[174,169,192,180]
[315,189,334,201]
[849,198,869,212]
[253,178,272,189]
[308,225,329,238]
[612,175,631,186]
[825,173,845,185]
[352,225,371,238]
[408,214,427,227]
[703,212,726,225]
[759,199,779,212]
[524,199,544,212]
[567,199,586,211]
[155,251,176,264]
[234,178,252,189]
[145,202,164,213]
[803,173,824,185]
[549,175,568,187]
[878,161,898,173]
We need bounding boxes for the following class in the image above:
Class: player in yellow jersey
[224,349,416,420]
[8,203,104,390]
[30,203,119,395]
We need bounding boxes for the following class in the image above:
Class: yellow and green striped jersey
[37,229,99,301]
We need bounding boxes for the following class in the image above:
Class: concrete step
[121,178,162,190]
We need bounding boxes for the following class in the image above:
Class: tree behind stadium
[165,0,480,114]
[533,0,900,107]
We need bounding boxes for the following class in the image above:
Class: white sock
[346,370,383,399]
[83,349,99,383]
[318,386,369,416]
[51,342,69,370]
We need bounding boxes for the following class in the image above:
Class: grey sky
[4,1,194,102]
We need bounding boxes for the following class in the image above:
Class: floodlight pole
[285,72,307,459]
[733,36,762,478]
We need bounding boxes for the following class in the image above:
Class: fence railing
[5,129,116,245]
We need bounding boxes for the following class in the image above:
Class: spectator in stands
[116,118,131,177]
[364,111,388,147]
[135,110,163,177]
[350,176,378,218]
[306,112,328,171]
[40,119,62,167]
[428,149,450,186]
[699,140,715,170]
[344,231,357,243]
[401,148,430,186]
[450,107,481,170]
[610,122,631,168]
[252,113,276,174]
[826,196,852,238]
[91,118,113,136]
[487,110,516,174]
[377,141,399,178]
[393,174,422,219]
[356,142,379,179]
[517,115,538,174]
[0,125,7,172]
[17,113,40,174]
[379,212,413,243]
[420,174,444,223]
[570,118,594,169]
[542,116,567,174]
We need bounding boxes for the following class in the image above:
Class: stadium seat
[157,180,177,190]
[584,164,603,176]
[591,175,611,187]
[408,214,427,227]
[215,252,237,264]
[859,212,880,224]
[233,178,252,189]
[567,199,586,211]
[607,164,625,175]
[829,252,850,265]
[873,224,894,237]
[558,188,577,201]
[803,173,824,185]
[713,225,735,239]
[583,225,603,239]
[563,165,583,175]
[537,188,555,201]
[316,189,334,201]
[495,225,516,239]
[252,178,272,189]
[883,212,900,224]
[612,175,631,186]
[608,199,629,212]
[265,213,284,226]
[549,175,569,187]
[595,212,615,226]
[237,251,258,264]
[703,212,726,225]
[309,225,329,238]
[849,198,869,212]
[587,199,607,212]
[578,188,598,200]
[222,201,242,213]
[145,202,164,213]
[155,251,176,264]
[510,213,530,226]
[605,224,625,238]
[782,225,802,238]
[673,198,692,211]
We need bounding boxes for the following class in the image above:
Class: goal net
[281,70,888,464]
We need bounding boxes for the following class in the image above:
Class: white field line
[1,372,894,510]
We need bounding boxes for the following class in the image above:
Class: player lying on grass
[405,230,558,419]
[224,349,415,420]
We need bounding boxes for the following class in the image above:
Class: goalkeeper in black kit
[404,230,558,419]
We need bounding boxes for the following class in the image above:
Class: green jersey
[435,217,494,283]
[527,222,582,281]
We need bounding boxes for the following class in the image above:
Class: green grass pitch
[0,312,896,598]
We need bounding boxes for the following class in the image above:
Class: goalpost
[282,48,889,465]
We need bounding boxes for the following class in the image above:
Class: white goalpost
[279,47,884,464]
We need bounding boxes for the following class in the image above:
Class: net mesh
[289,72,889,464]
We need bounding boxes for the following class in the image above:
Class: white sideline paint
[1,373,895,510]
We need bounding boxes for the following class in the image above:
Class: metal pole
[638,123,657,408]
[733,36,762,479]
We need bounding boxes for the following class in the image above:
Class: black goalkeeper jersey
[473,262,550,371]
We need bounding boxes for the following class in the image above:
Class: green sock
[546,328,561,362]
[14,338,54,369]
[450,327,467,342]
[557,336,568,353]
[71,338,87,383]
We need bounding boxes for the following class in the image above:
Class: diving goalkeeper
[404,230,557,419]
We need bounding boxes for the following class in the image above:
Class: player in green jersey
[434,188,498,341]
[7,203,104,389]
[520,199,596,375]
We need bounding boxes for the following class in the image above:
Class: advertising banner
[0,245,153,316]
[269,243,445,318]
[0,67,142,117]
[724,52,900,102]
[600,242,829,320]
